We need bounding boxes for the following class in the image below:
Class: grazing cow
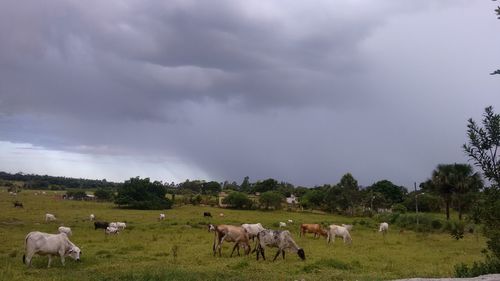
[89,214,95,221]
[204,212,212,217]
[13,201,23,208]
[210,224,250,257]
[255,229,305,261]
[23,231,81,267]
[58,226,72,237]
[327,225,352,244]
[287,219,293,224]
[379,222,389,234]
[299,224,327,238]
[94,221,109,230]
[45,214,56,222]
[116,222,126,230]
[105,226,119,235]
[159,214,166,221]
[241,223,266,241]
[108,222,118,228]
[279,222,287,228]
[219,213,225,217]
[341,224,353,231]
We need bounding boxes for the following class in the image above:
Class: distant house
[286,194,299,205]
[218,192,228,207]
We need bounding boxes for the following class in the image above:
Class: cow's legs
[272,249,281,262]
[230,243,239,257]
[47,255,52,268]
[282,250,285,259]
[24,252,34,267]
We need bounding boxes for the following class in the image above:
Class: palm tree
[431,164,456,220]
[453,164,483,220]
[429,164,483,220]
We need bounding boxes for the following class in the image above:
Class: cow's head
[297,248,306,260]
[67,246,81,261]
[207,224,216,232]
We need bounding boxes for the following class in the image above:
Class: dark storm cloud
[0,0,499,187]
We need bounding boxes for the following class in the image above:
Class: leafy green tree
[464,106,500,185]
[300,188,326,209]
[240,176,251,193]
[202,181,221,195]
[253,178,278,193]
[222,192,253,209]
[115,177,172,210]
[367,180,407,207]
[259,191,283,210]
[464,106,500,261]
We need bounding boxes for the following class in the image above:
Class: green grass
[0,189,487,281]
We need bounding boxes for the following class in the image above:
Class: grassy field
[0,189,486,281]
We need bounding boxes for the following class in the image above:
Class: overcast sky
[0,0,499,188]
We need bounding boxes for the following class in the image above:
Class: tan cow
[299,224,328,238]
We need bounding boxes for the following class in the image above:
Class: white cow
[341,224,353,231]
[279,222,287,228]
[89,214,95,221]
[159,214,166,221]
[287,219,294,224]
[116,222,126,230]
[45,214,56,222]
[105,226,119,235]
[241,223,265,241]
[109,222,118,228]
[327,225,352,244]
[58,226,72,236]
[379,222,389,234]
[23,232,81,267]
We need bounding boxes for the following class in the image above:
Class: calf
[58,226,72,237]
[23,231,81,267]
[256,229,305,261]
[94,221,109,230]
[204,212,212,217]
[299,223,327,238]
[327,225,352,244]
[159,214,166,221]
[45,214,56,222]
[210,224,250,257]
[105,226,120,235]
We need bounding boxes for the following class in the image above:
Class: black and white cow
[255,229,305,261]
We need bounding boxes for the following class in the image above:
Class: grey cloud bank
[0,0,499,187]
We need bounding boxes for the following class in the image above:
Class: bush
[454,259,500,277]
[94,188,114,201]
[222,192,253,209]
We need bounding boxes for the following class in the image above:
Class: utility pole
[415,182,419,227]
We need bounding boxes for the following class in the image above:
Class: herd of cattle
[21,209,391,268]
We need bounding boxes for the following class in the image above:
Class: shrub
[454,259,500,277]
[222,192,253,209]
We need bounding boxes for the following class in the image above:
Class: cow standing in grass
[327,225,352,244]
[23,232,81,268]
[299,223,327,239]
[256,229,305,261]
[210,224,250,257]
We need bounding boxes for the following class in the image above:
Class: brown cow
[209,224,251,257]
[299,224,328,238]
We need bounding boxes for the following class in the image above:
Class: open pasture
[0,189,486,281]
